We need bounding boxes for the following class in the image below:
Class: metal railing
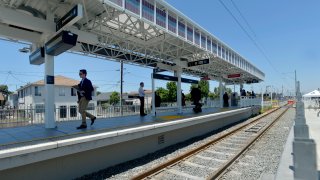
[0,98,269,129]
[0,105,146,128]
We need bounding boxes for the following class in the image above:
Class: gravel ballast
[76,107,294,180]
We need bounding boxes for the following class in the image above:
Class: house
[96,92,113,106]
[0,92,4,107]
[16,75,97,120]
[97,92,130,106]
[7,92,18,108]
[127,90,152,106]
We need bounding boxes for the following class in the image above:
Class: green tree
[166,82,177,102]
[96,91,102,96]
[190,84,197,92]
[109,91,120,105]
[208,92,218,100]
[0,85,12,97]
[156,87,169,102]
[185,93,192,102]
[198,80,209,99]
[210,87,233,99]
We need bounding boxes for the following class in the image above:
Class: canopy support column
[176,68,182,114]
[151,72,156,116]
[44,6,55,129]
[44,54,56,128]
[219,79,224,108]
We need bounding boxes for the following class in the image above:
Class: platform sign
[29,47,45,65]
[181,78,198,84]
[227,73,241,78]
[153,73,198,84]
[56,4,83,32]
[153,73,178,81]
[187,59,209,67]
[45,31,78,56]
[246,79,259,84]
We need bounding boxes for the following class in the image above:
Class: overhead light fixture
[19,47,30,53]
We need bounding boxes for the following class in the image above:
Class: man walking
[139,82,147,116]
[76,69,96,129]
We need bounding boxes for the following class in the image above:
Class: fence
[0,97,267,129]
[0,105,145,128]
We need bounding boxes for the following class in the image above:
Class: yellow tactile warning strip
[157,115,185,121]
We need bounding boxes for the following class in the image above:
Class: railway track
[131,105,291,180]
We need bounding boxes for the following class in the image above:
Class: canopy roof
[0,0,264,84]
[303,90,320,98]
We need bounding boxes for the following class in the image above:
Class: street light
[266,85,273,107]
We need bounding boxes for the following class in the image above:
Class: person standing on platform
[182,91,186,107]
[155,91,161,108]
[76,69,96,129]
[223,92,229,107]
[139,82,147,116]
[191,86,202,113]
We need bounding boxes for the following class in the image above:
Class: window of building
[35,104,45,113]
[125,0,140,15]
[87,103,95,110]
[71,88,77,96]
[59,106,67,118]
[168,14,177,33]
[35,86,41,96]
[194,31,200,45]
[59,87,65,96]
[142,0,154,22]
[178,20,185,38]
[156,6,166,28]
[109,0,122,6]
[187,26,193,42]
[70,106,77,117]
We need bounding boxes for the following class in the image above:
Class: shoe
[140,113,147,116]
[76,124,87,129]
[91,117,96,126]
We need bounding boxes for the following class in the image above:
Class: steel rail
[207,106,290,179]
[131,106,285,180]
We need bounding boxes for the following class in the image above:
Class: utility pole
[295,70,297,98]
[120,61,123,116]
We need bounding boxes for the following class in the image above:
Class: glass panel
[125,0,140,15]
[35,104,44,113]
[212,41,217,54]
[207,38,211,51]
[178,20,185,38]
[156,7,166,28]
[187,26,193,42]
[59,106,67,118]
[222,47,226,59]
[70,106,77,117]
[110,0,122,6]
[194,31,200,45]
[71,88,77,96]
[168,14,177,33]
[35,86,41,96]
[142,0,154,22]
[201,34,206,48]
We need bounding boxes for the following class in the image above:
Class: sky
[1,0,320,95]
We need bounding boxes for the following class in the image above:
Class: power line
[218,0,280,75]
[229,0,257,38]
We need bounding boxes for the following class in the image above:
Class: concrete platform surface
[0,107,236,149]
[276,108,320,180]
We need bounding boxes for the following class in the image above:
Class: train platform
[276,108,320,180]
[0,106,260,179]
[0,107,237,148]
